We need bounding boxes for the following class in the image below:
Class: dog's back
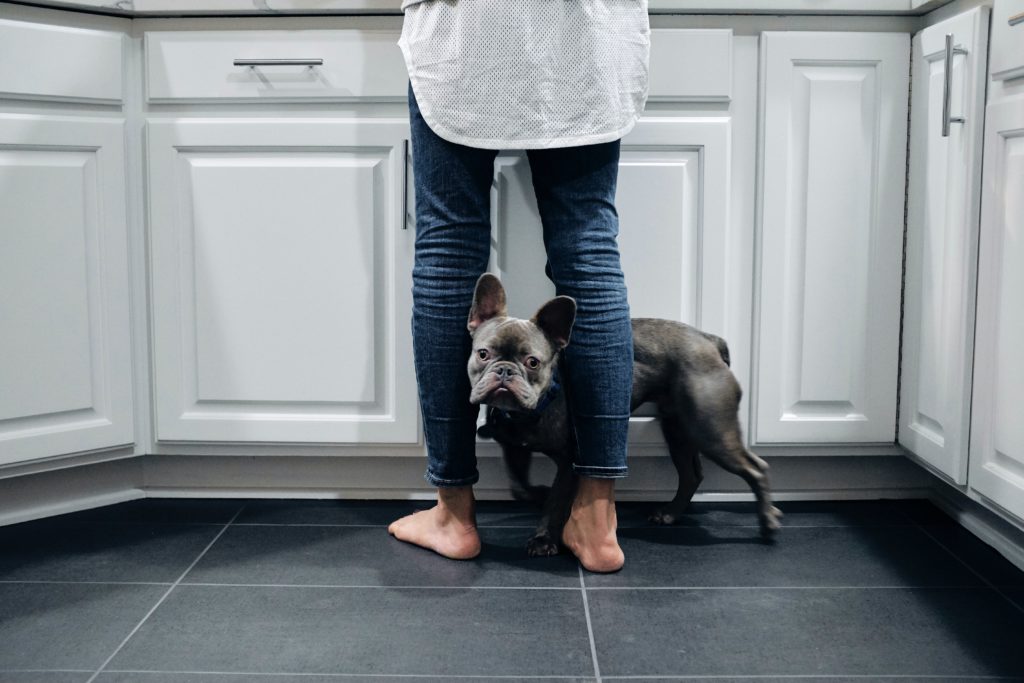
[630,318,734,411]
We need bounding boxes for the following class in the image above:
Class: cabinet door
[754,32,909,444]
[0,114,133,465]
[147,118,416,444]
[900,9,989,484]
[489,116,732,444]
[968,97,1024,523]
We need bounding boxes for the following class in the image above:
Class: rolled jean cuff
[572,464,629,479]
[424,469,479,488]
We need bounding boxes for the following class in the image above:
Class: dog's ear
[467,273,508,334]
[531,296,576,351]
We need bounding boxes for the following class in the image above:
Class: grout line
[0,580,990,590]
[0,580,172,586]
[0,670,95,674]
[599,676,1024,680]
[581,585,985,590]
[84,504,247,683]
[5,671,1016,681]
[230,528,536,532]
[178,582,581,590]
[910,522,1024,616]
[890,499,1024,615]
[100,673,596,679]
[579,565,602,683]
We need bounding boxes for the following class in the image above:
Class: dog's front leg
[526,454,577,557]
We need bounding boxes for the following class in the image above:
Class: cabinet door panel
[969,98,1024,523]
[755,32,909,444]
[148,118,415,444]
[0,115,133,465]
[489,117,732,444]
[900,9,989,483]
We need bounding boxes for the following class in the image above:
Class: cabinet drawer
[0,18,124,104]
[649,29,732,101]
[145,29,408,102]
[991,0,1024,81]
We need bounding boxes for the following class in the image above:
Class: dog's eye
[526,356,540,369]
[477,348,489,361]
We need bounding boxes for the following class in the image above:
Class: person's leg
[525,139,632,573]
[388,81,498,560]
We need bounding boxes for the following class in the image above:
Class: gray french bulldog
[466,272,782,556]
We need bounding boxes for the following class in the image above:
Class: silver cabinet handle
[233,58,324,67]
[402,139,410,231]
[942,34,967,138]
[1009,11,1024,26]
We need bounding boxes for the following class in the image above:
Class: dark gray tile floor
[1,498,1022,682]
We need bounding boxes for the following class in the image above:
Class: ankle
[571,477,616,515]
[436,486,477,528]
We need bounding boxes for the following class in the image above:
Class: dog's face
[466,274,576,412]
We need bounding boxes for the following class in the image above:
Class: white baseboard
[928,483,1024,574]
[0,451,950,527]
[139,453,935,501]
[0,457,144,526]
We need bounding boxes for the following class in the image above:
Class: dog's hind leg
[649,414,703,525]
[501,444,549,506]
[691,404,782,538]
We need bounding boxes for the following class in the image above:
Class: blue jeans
[408,80,633,487]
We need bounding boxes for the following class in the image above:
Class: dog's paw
[526,534,560,557]
[648,508,680,526]
[759,505,784,538]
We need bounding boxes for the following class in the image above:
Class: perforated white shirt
[397,0,650,150]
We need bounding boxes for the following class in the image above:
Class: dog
[466,273,782,556]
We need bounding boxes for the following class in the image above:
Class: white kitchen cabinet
[967,96,1024,523]
[147,117,416,444]
[490,116,733,445]
[753,31,909,445]
[144,29,408,102]
[0,17,124,104]
[0,114,134,466]
[989,0,1024,82]
[899,8,989,484]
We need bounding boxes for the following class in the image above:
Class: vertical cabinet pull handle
[402,139,410,230]
[942,34,968,138]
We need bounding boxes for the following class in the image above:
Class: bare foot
[387,486,481,560]
[561,478,625,573]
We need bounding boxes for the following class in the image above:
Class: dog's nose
[496,365,514,382]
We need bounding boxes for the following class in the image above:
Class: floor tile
[914,524,1024,587]
[0,583,167,671]
[616,500,910,529]
[236,499,540,528]
[109,585,593,677]
[1001,585,1024,611]
[63,499,244,525]
[889,498,959,526]
[234,499,430,526]
[588,587,1024,678]
[183,524,578,587]
[586,525,983,588]
[0,521,224,583]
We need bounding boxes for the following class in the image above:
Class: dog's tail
[703,332,731,367]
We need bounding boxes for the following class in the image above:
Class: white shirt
[397,0,651,150]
